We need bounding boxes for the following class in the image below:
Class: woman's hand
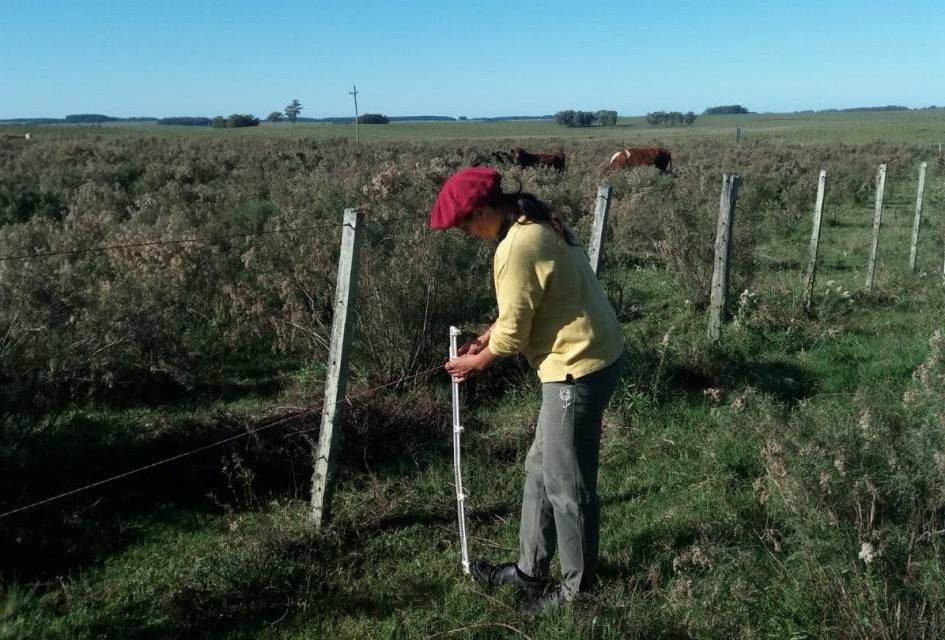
[457,326,493,357]
[445,348,497,383]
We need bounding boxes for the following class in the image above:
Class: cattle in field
[490,149,515,164]
[511,147,566,171]
[609,147,673,173]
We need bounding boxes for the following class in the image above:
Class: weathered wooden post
[865,164,887,290]
[909,162,928,272]
[804,170,828,314]
[708,173,740,340]
[736,127,742,144]
[588,185,612,274]
[311,208,364,527]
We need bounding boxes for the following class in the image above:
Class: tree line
[703,105,750,115]
[645,111,697,126]
[212,114,259,128]
[554,110,619,127]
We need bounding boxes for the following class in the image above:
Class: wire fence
[2,163,941,522]
[0,214,429,263]
[0,362,444,521]
[0,210,451,522]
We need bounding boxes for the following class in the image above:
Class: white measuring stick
[449,326,471,575]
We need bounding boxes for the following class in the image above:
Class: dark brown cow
[490,149,515,164]
[511,147,566,171]
[609,147,672,173]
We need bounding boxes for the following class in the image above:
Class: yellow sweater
[490,220,624,382]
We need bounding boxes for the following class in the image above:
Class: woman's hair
[489,190,579,246]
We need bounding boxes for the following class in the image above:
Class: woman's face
[459,206,503,240]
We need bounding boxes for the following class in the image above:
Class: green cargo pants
[517,355,624,598]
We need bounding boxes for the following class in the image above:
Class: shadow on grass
[60,513,456,640]
[666,359,816,405]
[0,385,456,585]
[0,409,312,584]
[627,342,818,406]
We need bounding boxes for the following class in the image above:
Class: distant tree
[458,116,468,121]
[357,113,389,124]
[211,114,260,128]
[157,117,211,126]
[267,111,284,123]
[65,114,115,123]
[285,99,303,124]
[594,110,618,126]
[646,111,665,126]
[703,105,749,115]
[646,110,697,127]
[555,110,577,127]
[228,114,260,128]
[555,109,604,127]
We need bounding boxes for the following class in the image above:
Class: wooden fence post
[588,185,612,274]
[804,170,828,314]
[909,162,928,272]
[311,208,364,527]
[708,173,740,340]
[865,164,886,290]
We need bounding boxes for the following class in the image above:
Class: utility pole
[349,83,360,142]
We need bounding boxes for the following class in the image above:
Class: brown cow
[609,147,672,173]
[511,147,566,171]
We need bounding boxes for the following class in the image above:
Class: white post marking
[804,170,828,314]
[449,326,470,575]
[588,185,612,274]
[866,164,886,290]
[708,174,740,340]
[909,162,927,272]
[311,208,365,527]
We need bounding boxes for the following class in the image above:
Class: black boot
[520,585,570,617]
[469,559,544,595]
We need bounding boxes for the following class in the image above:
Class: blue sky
[1,0,943,119]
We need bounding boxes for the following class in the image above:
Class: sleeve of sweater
[489,229,552,357]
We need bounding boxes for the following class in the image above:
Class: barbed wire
[0,363,446,521]
[0,221,345,263]
[363,214,428,226]
[0,214,431,263]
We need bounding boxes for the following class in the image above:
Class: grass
[3,109,945,145]
[2,121,945,638]
[6,240,945,639]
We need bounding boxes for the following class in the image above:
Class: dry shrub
[737,331,945,637]
[0,135,936,444]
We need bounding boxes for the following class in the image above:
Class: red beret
[429,167,502,230]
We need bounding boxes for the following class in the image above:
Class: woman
[430,167,625,615]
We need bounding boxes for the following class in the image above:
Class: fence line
[0,214,429,263]
[3,163,941,518]
[0,362,444,522]
[0,222,343,263]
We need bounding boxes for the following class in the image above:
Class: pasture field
[2,108,945,145]
[1,126,945,639]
